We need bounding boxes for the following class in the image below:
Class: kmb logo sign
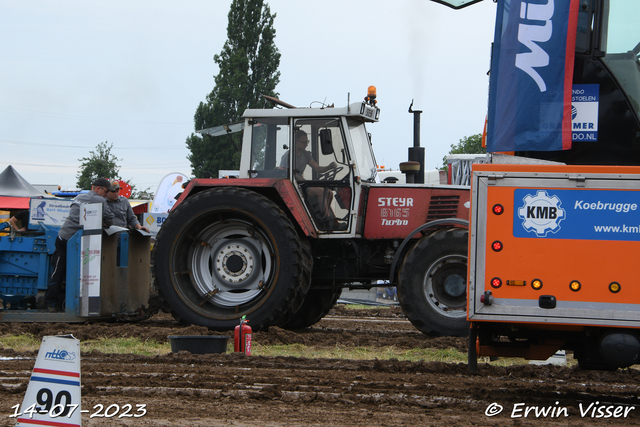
[518,190,566,237]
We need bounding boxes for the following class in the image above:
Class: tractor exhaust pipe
[408,100,425,184]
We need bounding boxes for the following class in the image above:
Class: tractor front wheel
[153,187,309,331]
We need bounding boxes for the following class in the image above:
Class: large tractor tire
[397,228,469,337]
[153,187,310,331]
[286,236,313,318]
[282,288,342,330]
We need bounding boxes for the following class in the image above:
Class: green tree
[76,141,121,189]
[186,0,281,178]
[130,186,154,200]
[441,133,486,169]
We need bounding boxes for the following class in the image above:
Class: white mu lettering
[515,0,554,92]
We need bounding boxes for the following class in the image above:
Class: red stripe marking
[33,368,80,378]
[16,418,80,427]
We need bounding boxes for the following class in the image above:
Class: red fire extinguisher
[234,315,252,355]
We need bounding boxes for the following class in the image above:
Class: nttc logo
[45,348,76,362]
[518,190,566,236]
[515,0,554,92]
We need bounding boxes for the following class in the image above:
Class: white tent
[0,165,47,210]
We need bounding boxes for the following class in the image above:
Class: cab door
[290,118,353,232]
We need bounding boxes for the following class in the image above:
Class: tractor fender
[388,218,469,284]
[176,178,317,238]
[273,180,318,238]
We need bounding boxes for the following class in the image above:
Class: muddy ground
[1,305,640,426]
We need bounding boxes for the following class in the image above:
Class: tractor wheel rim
[423,254,467,319]
[189,220,274,307]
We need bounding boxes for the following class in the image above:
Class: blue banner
[513,188,640,241]
[487,0,580,152]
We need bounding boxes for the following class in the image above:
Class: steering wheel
[318,166,343,181]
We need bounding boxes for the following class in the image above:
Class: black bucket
[168,335,229,354]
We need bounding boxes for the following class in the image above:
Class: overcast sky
[0,0,496,193]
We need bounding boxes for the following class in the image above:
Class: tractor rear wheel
[397,228,469,337]
[153,187,310,331]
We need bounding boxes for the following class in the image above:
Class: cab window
[250,118,289,178]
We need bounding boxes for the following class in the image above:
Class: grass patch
[478,356,528,367]
[250,342,467,363]
[0,335,169,356]
[82,337,169,356]
[2,333,466,362]
[0,334,571,367]
[0,334,42,352]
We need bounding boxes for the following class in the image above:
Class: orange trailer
[468,163,640,370]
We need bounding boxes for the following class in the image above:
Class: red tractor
[153,89,470,336]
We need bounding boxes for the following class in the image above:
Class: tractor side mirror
[319,129,333,155]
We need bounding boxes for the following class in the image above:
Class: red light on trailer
[491,241,503,252]
[490,277,502,288]
[492,204,504,215]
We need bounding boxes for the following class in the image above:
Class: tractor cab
[237,90,380,233]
